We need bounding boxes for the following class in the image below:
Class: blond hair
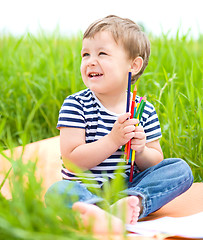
[83,15,150,83]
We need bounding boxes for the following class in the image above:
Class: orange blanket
[1,136,202,240]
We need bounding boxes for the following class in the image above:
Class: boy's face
[80,31,132,97]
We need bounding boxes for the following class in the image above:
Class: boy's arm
[60,127,118,170]
[131,125,164,171]
[135,139,164,171]
[60,112,138,170]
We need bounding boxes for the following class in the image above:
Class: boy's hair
[83,15,150,83]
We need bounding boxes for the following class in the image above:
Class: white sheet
[126,212,203,238]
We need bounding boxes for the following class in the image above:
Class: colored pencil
[129,154,135,182]
[126,85,137,163]
[129,97,146,182]
[124,70,132,161]
[123,71,147,182]
[126,70,132,113]
[139,96,146,120]
[134,100,145,119]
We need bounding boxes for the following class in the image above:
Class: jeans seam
[150,174,193,200]
[143,174,193,217]
[125,173,193,218]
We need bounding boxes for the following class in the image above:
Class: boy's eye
[82,53,89,57]
[99,52,107,55]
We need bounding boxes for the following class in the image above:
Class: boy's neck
[94,91,127,114]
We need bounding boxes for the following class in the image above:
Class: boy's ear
[131,57,143,75]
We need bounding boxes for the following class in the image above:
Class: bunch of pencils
[124,70,146,182]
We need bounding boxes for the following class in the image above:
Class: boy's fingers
[135,126,144,132]
[124,125,136,133]
[117,112,131,124]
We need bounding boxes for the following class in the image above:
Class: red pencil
[129,160,135,182]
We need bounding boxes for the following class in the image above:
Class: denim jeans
[45,158,193,218]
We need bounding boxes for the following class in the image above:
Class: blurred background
[0,0,202,38]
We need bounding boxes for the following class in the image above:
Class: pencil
[126,85,137,163]
[124,70,132,162]
[132,85,137,103]
[129,96,146,182]
[126,70,132,113]
[139,96,146,121]
[129,151,135,182]
[134,99,145,119]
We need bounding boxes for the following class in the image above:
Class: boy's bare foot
[72,202,125,234]
[110,196,140,225]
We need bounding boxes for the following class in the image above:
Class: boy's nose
[87,56,98,66]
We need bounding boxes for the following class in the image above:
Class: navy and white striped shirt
[57,88,162,188]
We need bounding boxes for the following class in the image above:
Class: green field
[0,30,202,238]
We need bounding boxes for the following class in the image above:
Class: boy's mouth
[88,72,103,78]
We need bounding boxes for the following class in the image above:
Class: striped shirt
[57,88,162,188]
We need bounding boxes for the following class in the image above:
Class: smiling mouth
[88,73,103,78]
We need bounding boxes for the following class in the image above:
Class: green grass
[0,31,84,149]
[0,30,202,239]
[0,153,127,239]
[136,32,203,181]
[0,156,96,240]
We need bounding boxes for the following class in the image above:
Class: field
[0,30,202,238]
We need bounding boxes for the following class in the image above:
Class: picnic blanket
[1,136,203,239]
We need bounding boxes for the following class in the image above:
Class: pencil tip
[132,85,137,100]
[143,96,147,101]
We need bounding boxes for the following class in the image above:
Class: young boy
[45,15,193,234]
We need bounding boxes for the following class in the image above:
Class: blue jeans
[45,158,193,218]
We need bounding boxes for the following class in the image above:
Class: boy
[45,15,193,234]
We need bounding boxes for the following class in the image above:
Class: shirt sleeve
[140,102,162,143]
[57,95,86,129]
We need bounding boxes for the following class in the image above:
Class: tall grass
[0,152,127,239]
[0,156,96,240]
[0,31,84,149]
[0,30,202,238]
[137,32,203,181]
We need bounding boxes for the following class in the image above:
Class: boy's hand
[131,125,146,154]
[109,112,139,147]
